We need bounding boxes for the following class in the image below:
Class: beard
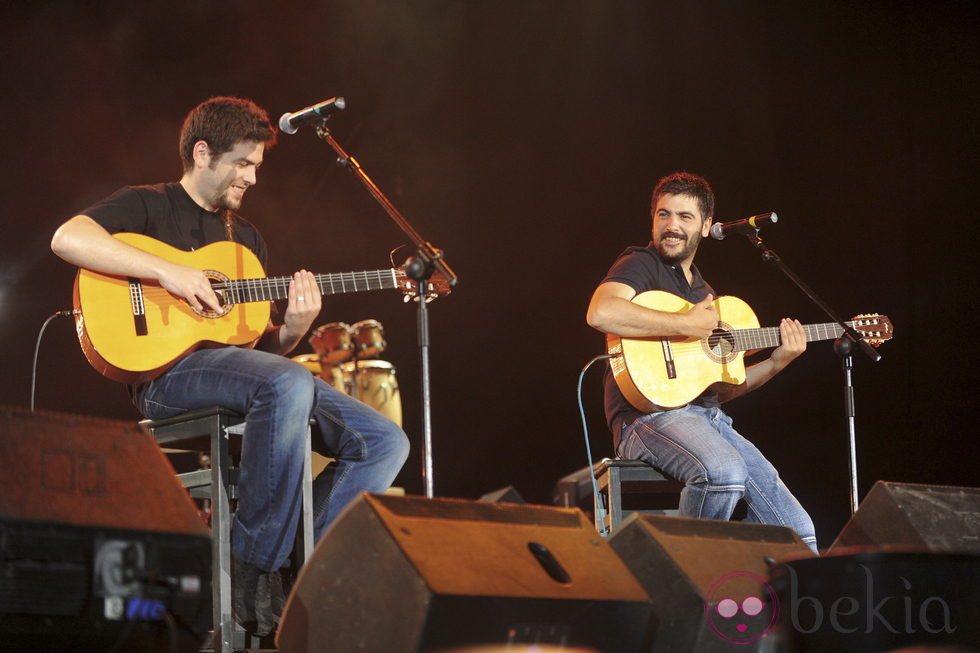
[212,185,243,212]
[656,230,701,263]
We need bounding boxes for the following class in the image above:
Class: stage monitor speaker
[552,465,593,509]
[477,485,526,504]
[830,480,980,553]
[608,513,814,652]
[0,405,212,653]
[276,493,656,653]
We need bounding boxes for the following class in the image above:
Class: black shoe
[231,554,259,627]
[254,567,286,636]
[232,555,285,637]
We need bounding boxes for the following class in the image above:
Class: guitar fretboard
[214,269,402,305]
[730,321,855,352]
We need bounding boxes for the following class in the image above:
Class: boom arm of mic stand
[314,126,458,289]
[743,232,880,362]
[314,125,458,499]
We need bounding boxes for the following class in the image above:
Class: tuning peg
[402,293,438,304]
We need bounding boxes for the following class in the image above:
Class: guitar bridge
[661,338,677,379]
[129,278,148,337]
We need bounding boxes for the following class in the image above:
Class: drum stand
[740,230,881,514]
[314,123,458,498]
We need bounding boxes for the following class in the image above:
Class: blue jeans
[617,404,817,552]
[141,347,410,571]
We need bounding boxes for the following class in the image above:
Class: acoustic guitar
[608,290,892,412]
[73,233,450,383]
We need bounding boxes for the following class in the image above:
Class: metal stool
[593,458,683,534]
[140,406,314,653]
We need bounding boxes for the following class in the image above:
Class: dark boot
[232,555,285,637]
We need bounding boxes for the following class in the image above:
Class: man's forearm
[255,324,304,356]
[716,357,787,403]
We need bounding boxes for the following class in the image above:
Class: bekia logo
[704,562,961,646]
[704,571,779,644]
[781,564,956,636]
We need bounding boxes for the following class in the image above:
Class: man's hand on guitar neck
[281,270,321,345]
[769,318,807,371]
[258,270,323,356]
[717,317,806,402]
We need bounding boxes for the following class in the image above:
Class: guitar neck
[215,269,403,304]
[730,321,856,352]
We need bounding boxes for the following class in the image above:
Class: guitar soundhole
[704,327,736,363]
[192,270,234,319]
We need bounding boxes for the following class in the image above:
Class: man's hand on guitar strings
[684,293,718,340]
[159,261,222,313]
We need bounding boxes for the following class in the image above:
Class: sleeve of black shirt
[600,247,657,296]
[79,186,151,235]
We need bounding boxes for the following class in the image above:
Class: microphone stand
[740,231,879,515]
[313,124,458,499]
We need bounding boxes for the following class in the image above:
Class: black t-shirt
[81,182,268,267]
[600,243,718,446]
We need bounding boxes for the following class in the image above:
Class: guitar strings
[631,318,878,354]
[130,269,404,306]
[125,267,440,312]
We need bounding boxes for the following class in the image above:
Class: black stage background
[1,1,977,548]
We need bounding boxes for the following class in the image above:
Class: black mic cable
[31,309,78,412]
[576,352,617,537]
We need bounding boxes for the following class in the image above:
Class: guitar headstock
[849,313,894,347]
[395,269,453,302]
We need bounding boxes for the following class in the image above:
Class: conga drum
[308,322,353,364]
[291,354,321,375]
[291,354,344,393]
[350,319,386,359]
[340,360,402,427]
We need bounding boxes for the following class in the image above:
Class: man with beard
[51,96,410,633]
[586,171,817,551]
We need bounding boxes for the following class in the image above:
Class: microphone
[710,212,778,240]
[278,97,346,134]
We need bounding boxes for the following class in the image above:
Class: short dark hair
[651,172,715,221]
[179,97,277,170]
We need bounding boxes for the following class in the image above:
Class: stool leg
[595,465,621,536]
[608,466,623,533]
[211,414,234,653]
[595,469,608,534]
[294,426,314,564]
